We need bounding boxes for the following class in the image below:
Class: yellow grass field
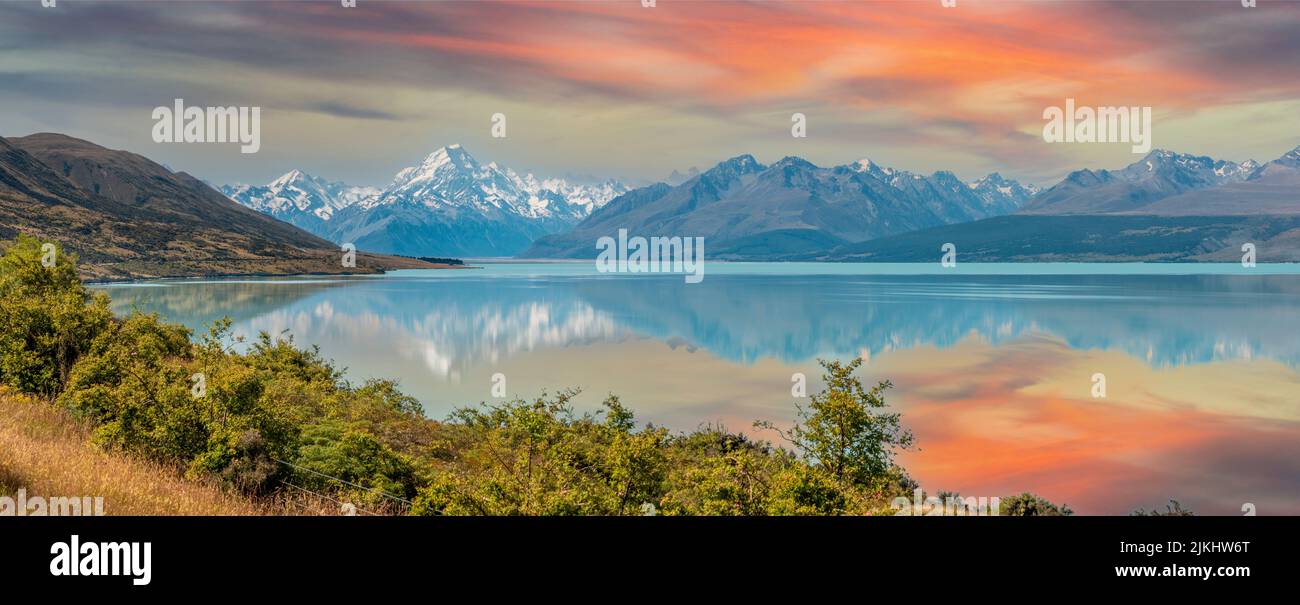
[0,389,275,516]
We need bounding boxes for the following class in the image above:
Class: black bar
[3,515,1288,594]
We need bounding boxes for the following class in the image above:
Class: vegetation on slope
[0,387,267,515]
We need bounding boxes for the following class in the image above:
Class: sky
[1,0,1298,189]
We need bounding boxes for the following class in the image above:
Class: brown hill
[0,133,433,280]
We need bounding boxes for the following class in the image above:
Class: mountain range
[817,147,1300,262]
[224,145,629,257]
[0,133,431,280]
[221,171,379,235]
[1020,150,1262,215]
[523,154,1038,259]
[223,143,1298,263]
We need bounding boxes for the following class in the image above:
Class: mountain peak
[722,153,760,168]
[386,144,484,191]
[269,168,311,188]
[1264,146,1300,170]
[421,143,476,169]
[772,155,816,170]
[851,158,896,176]
[701,154,764,179]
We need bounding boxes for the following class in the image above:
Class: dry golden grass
[0,389,289,515]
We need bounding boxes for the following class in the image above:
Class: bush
[658,428,788,515]
[998,492,1074,516]
[294,420,419,507]
[59,311,201,463]
[0,236,111,397]
[412,391,668,516]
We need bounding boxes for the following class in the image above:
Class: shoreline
[83,263,478,286]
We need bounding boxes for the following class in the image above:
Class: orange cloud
[313,1,1254,115]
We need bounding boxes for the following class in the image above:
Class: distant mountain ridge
[523,153,1038,259]
[226,145,629,257]
[1020,149,1262,215]
[1111,147,1300,217]
[222,170,379,234]
[817,145,1300,262]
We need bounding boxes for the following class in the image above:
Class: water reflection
[102,271,1300,371]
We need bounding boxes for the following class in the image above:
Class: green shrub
[412,391,668,516]
[59,311,201,463]
[658,428,788,516]
[294,420,418,506]
[0,236,111,397]
[998,492,1074,516]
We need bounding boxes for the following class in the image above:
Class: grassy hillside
[0,388,268,515]
[0,133,436,280]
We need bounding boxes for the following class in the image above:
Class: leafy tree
[756,358,912,486]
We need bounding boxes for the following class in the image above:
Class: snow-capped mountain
[850,159,1039,219]
[525,154,1039,260]
[821,145,1300,263]
[968,172,1041,210]
[1021,150,1260,215]
[505,169,629,217]
[222,170,378,233]
[1094,145,1300,217]
[325,144,629,257]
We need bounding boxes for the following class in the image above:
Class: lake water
[94,263,1300,515]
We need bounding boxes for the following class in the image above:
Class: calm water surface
[95,263,1300,514]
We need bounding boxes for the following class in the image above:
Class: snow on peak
[852,158,895,176]
[367,144,628,219]
[222,169,375,221]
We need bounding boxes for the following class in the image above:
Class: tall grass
[0,388,286,515]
